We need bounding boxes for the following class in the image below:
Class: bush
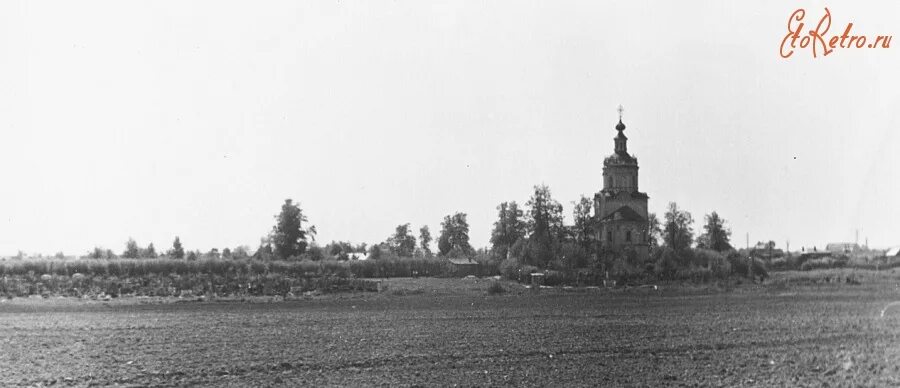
[499,258,543,283]
[608,258,648,284]
[499,258,521,280]
[845,257,900,271]
[708,251,732,278]
[552,242,591,270]
[486,282,506,295]
[653,248,681,280]
[543,270,576,286]
[675,266,712,283]
[800,257,848,271]
[751,259,768,280]
[768,257,786,271]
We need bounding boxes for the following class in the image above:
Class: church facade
[593,112,650,261]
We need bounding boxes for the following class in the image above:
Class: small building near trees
[448,257,482,277]
[826,243,861,254]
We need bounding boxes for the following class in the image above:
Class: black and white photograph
[1,1,898,386]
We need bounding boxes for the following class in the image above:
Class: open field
[3,274,900,387]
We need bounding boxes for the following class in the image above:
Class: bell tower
[593,105,650,261]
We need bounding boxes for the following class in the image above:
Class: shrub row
[765,254,900,272]
[0,257,455,279]
[498,248,768,286]
[0,273,380,299]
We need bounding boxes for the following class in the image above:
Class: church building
[593,107,650,261]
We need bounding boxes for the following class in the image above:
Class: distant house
[753,242,772,250]
[748,241,783,259]
[448,257,482,277]
[826,243,860,254]
[886,247,900,257]
[346,252,366,260]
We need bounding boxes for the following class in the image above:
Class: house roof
[886,247,900,256]
[826,243,859,252]
[600,206,646,222]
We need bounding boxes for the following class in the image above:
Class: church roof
[599,206,647,222]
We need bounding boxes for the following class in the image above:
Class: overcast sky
[1,0,898,256]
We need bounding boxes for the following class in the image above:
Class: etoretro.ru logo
[779,8,892,59]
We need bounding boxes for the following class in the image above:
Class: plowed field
[2,276,900,387]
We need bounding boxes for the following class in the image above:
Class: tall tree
[232,246,251,259]
[438,212,473,257]
[87,247,116,259]
[368,243,383,260]
[571,195,595,249]
[697,211,733,252]
[526,185,565,240]
[122,238,141,259]
[253,238,274,260]
[506,202,527,243]
[304,244,325,261]
[142,243,158,258]
[270,199,317,259]
[525,185,565,265]
[387,223,417,257]
[418,225,433,257]
[490,202,510,259]
[663,202,694,252]
[647,213,662,249]
[327,241,344,256]
[490,201,527,260]
[170,236,185,259]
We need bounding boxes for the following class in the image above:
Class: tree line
[71,189,735,276]
[485,184,740,280]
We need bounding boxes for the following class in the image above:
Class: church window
[607,231,612,243]
[626,230,632,242]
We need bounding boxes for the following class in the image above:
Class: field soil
[2,274,900,387]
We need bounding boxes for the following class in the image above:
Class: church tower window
[626,230,632,243]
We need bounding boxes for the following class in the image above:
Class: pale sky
[1,1,898,256]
